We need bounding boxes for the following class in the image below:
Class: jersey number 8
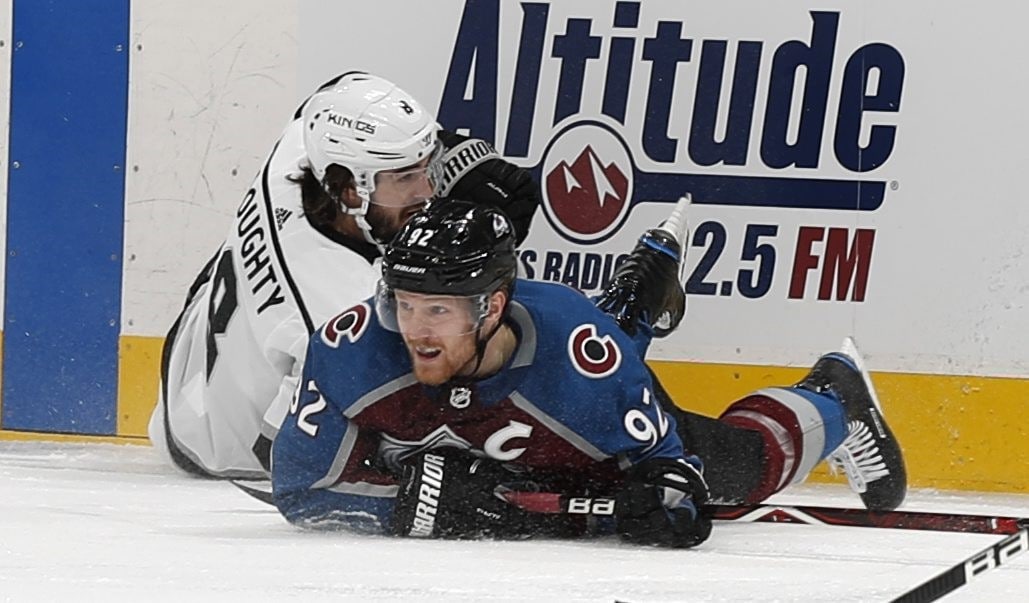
[205,248,239,380]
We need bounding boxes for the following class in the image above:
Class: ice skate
[795,337,908,511]
[596,195,690,337]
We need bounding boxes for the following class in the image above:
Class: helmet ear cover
[321,164,355,203]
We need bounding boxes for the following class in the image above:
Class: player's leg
[716,338,907,511]
[149,254,224,477]
[151,398,215,478]
[654,387,766,503]
[598,199,907,510]
[147,393,177,468]
[152,312,221,478]
[793,337,907,511]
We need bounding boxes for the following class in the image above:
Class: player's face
[366,156,436,240]
[393,290,480,386]
[363,201,424,242]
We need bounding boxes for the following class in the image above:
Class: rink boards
[0,1,1027,493]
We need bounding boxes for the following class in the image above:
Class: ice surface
[1,440,1026,602]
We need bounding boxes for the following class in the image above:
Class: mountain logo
[541,121,634,243]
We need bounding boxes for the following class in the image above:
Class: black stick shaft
[889,528,1029,603]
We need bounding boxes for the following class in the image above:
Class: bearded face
[392,291,484,386]
[365,156,437,241]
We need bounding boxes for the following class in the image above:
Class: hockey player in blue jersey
[271,199,906,547]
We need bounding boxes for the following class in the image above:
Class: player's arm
[249,314,312,471]
[607,342,713,546]
[273,382,566,538]
[613,374,713,548]
[436,130,540,245]
[270,340,399,532]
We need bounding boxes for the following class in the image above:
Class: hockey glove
[615,457,712,548]
[437,130,540,246]
[391,451,571,539]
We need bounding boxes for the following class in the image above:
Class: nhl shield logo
[541,121,634,244]
[449,386,472,409]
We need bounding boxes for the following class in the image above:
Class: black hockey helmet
[382,199,517,297]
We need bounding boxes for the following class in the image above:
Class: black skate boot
[596,197,690,338]
[795,337,907,511]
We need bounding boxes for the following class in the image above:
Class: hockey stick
[500,491,1029,601]
[231,479,276,506]
[497,491,1029,535]
[233,476,1026,537]
[889,524,1029,603]
[708,503,1026,535]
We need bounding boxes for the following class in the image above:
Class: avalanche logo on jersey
[320,302,370,348]
[378,425,474,470]
[376,421,534,468]
[568,323,622,378]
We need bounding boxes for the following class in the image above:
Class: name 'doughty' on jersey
[235,189,285,314]
[437,3,904,206]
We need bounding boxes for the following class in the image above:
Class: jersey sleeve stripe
[325,482,399,498]
[507,302,538,368]
[345,374,421,419]
[259,138,315,334]
[508,391,609,462]
[310,421,362,489]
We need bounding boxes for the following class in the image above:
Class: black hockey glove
[391,451,571,539]
[615,457,712,548]
[437,130,540,245]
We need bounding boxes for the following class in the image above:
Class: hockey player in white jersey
[150,72,540,478]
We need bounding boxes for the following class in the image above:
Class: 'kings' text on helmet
[301,72,440,199]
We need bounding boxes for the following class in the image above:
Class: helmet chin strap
[462,291,512,381]
[467,319,505,378]
[354,212,382,247]
[333,184,384,248]
[443,322,505,396]
[438,296,508,390]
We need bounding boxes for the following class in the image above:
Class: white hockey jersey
[149,118,382,477]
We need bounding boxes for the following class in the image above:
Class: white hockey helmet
[302,73,441,207]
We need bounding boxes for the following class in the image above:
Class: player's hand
[391,451,568,539]
[437,130,540,245]
[615,457,712,548]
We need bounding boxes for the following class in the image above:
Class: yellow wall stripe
[117,335,163,437]
[649,360,1029,494]
[0,429,147,445]
[4,334,1027,495]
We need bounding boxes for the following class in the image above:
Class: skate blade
[657,193,692,247]
[839,336,885,414]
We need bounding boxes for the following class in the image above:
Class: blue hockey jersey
[271,279,688,531]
